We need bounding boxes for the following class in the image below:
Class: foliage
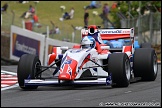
[110,1,161,28]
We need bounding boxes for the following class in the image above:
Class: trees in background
[110,1,161,28]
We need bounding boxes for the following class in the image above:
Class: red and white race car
[17,25,158,89]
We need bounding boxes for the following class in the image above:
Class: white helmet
[81,36,96,49]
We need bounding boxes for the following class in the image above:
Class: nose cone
[58,73,71,80]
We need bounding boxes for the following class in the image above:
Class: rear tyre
[133,48,158,81]
[17,54,41,89]
[140,42,151,48]
[108,53,131,87]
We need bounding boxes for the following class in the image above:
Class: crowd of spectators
[2,1,140,34]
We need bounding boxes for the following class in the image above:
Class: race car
[17,25,158,90]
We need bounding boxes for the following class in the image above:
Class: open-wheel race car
[17,25,158,90]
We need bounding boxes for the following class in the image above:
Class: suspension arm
[84,57,108,69]
[82,64,108,69]
[35,59,61,77]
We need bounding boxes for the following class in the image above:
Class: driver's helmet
[81,36,96,49]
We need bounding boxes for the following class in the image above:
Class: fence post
[149,12,153,44]
[1,14,2,26]
[128,1,131,28]
[47,26,49,38]
[11,10,15,25]
[22,20,25,29]
[138,1,142,45]
[50,20,55,38]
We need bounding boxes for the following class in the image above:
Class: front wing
[24,76,141,87]
[24,77,112,86]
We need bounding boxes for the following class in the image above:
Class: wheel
[133,48,158,81]
[108,53,131,87]
[140,42,151,48]
[17,54,41,89]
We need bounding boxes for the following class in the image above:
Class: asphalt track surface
[1,65,161,107]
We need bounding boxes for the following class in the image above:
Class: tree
[110,1,161,28]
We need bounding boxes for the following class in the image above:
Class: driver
[81,36,96,49]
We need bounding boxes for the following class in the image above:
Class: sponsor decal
[101,30,122,34]
[64,59,72,64]
[12,33,40,57]
[70,49,82,53]
[100,30,130,34]
[15,41,36,55]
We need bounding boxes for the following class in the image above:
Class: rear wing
[81,28,134,40]
[81,28,135,54]
[99,28,134,40]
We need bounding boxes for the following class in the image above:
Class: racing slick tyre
[108,53,131,87]
[133,48,158,81]
[17,54,41,89]
[140,42,151,48]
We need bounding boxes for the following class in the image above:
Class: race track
[1,65,161,107]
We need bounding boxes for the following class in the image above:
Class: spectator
[62,7,74,20]
[1,3,8,13]
[84,9,89,27]
[69,7,74,19]
[30,12,41,28]
[99,3,111,28]
[85,1,97,9]
[55,26,60,34]
[20,5,35,19]
[111,2,117,10]
[103,3,110,19]
[19,1,29,4]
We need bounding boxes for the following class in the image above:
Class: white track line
[1,84,19,91]
[1,77,17,80]
[1,81,18,83]
[1,70,17,75]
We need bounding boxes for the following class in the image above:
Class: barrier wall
[10,25,45,63]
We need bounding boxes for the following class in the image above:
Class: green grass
[1,1,114,43]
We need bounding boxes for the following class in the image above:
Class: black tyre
[140,42,151,48]
[133,48,158,81]
[17,54,41,89]
[108,53,131,87]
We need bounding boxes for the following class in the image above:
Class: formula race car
[17,25,158,90]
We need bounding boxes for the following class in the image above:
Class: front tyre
[17,54,41,89]
[108,53,131,87]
